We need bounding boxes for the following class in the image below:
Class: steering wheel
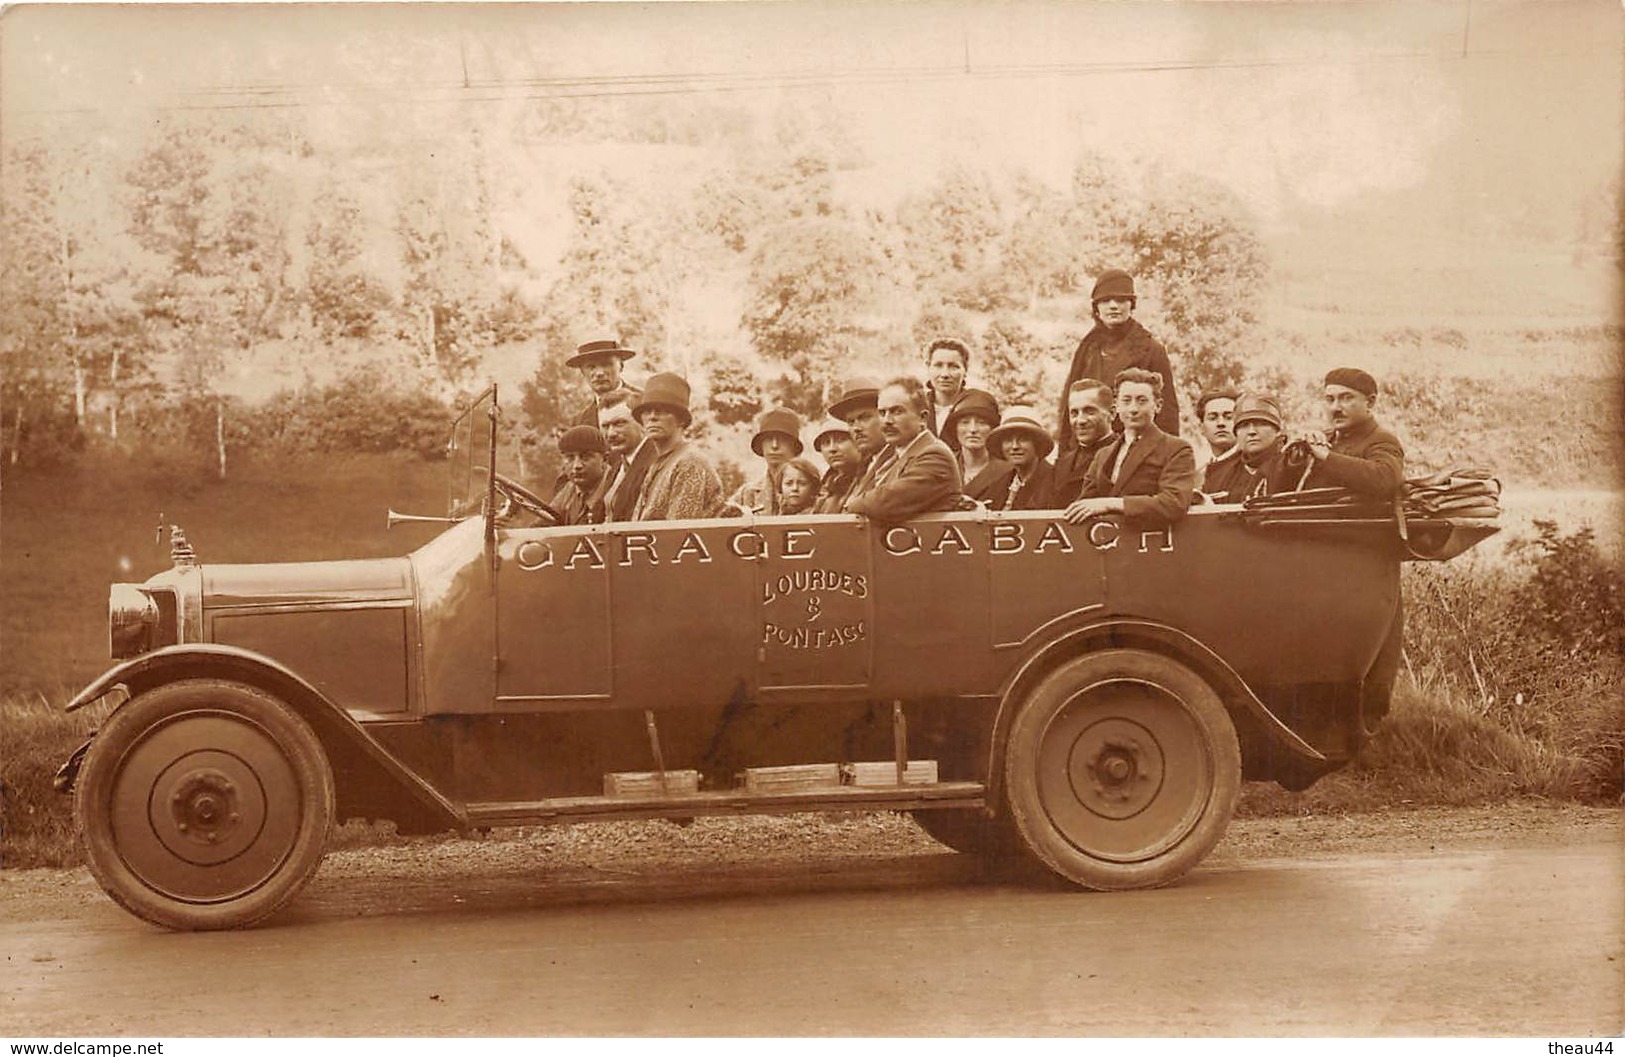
[491,471,563,526]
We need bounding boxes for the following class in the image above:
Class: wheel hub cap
[1036,679,1212,863]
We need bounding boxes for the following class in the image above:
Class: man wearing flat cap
[1203,392,1290,503]
[1057,269,1180,447]
[567,339,641,430]
[630,373,726,522]
[1295,367,1408,734]
[551,425,613,525]
[732,407,804,515]
[986,406,1057,511]
[1292,367,1405,498]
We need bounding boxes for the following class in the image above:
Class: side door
[752,515,874,703]
[494,523,614,709]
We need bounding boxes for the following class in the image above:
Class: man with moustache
[1291,367,1408,734]
[1051,378,1115,507]
[844,376,962,523]
[1292,367,1406,499]
[597,389,656,523]
[1064,367,1197,527]
[1056,270,1179,446]
[630,373,726,522]
[826,375,885,505]
[1203,392,1290,503]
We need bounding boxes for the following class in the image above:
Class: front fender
[58,644,462,833]
[985,616,1330,802]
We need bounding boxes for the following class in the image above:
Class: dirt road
[2,805,1619,1036]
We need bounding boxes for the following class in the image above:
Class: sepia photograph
[1,0,1620,1040]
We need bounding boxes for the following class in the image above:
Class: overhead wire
[5,41,1565,120]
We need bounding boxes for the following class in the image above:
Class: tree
[742,216,903,416]
[1128,169,1269,394]
[896,166,1023,312]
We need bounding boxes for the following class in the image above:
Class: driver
[551,425,613,525]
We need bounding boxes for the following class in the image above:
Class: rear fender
[984,616,1328,804]
[59,644,462,834]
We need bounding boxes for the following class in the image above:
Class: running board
[464,781,987,828]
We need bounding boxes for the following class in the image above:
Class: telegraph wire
[5,43,1581,120]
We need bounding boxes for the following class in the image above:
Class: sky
[3,1,1621,288]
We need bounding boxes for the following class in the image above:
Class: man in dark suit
[597,389,657,522]
[1293,367,1406,499]
[845,376,963,523]
[1051,378,1115,507]
[1064,367,1197,527]
[567,339,641,429]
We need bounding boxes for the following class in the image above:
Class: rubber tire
[75,679,334,931]
[1003,649,1241,891]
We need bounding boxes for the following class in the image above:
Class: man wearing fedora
[1203,392,1291,503]
[986,406,1057,511]
[810,415,867,514]
[551,425,613,525]
[1056,269,1180,446]
[844,376,962,523]
[567,339,641,430]
[1064,367,1196,527]
[822,375,884,510]
[630,373,726,522]
[1291,367,1405,498]
[1051,378,1115,507]
[732,407,805,515]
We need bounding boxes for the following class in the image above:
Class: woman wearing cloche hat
[731,406,805,515]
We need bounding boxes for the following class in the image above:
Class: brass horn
[386,509,460,529]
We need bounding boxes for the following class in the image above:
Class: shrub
[1401,523,1625,802]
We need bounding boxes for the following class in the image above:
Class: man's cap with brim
[567,339,637,369]
[827,375,882,421]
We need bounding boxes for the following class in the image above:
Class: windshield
[446,384,498,519]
